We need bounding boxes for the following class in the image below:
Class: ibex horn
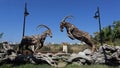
[37,24,50,30]
[62,15,74,22]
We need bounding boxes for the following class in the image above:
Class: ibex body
[19,24,52,53]
[60,15,96,53]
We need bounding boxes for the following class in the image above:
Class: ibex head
[60,15,73,32]
[37,24,52,38]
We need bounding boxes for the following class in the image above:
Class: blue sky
[0,0,120,44]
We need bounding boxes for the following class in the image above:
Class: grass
[0,64,120,68]
[0,64,54,68]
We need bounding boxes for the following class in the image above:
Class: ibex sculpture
[19,24,52,53]
[60,15,96,53]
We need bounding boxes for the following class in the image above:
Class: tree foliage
[112,21,120,40]
[93,21,120,45]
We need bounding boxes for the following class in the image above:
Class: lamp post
[22,3,29,37]
[94,7,107,63]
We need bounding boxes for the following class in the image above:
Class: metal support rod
[94,7,107,63]
[22,14,26,37]
[98,7,107,63]
[21,3,29,53]
[97,7,103,47]
[22,2,29,38]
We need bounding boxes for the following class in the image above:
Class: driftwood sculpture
[60,15,96,53]
[2,41,13,51]
[19,24,52,53]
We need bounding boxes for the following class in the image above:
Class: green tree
[102,25,113,43]
[112,21,120,41]
[93,32,100,44]
[93,21,120,45]
[112,21,120,45]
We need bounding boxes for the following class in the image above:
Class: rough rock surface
[0,44,120,67]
